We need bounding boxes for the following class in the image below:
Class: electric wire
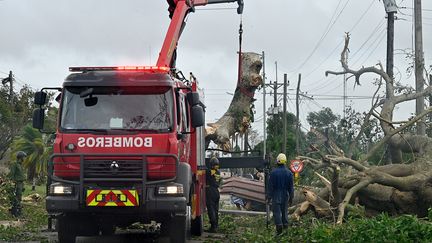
[304,18,386,94]
[350,18,386,60]
[288,0,351,75]
[361,31,387,64]
[301,0,376,85]
[350,27,387,66]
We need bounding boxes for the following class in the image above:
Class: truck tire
[160,206,191,243]
[100,223,116,236]
[169,215,187,243]
[191,215,203,236]
[57,215,77,243]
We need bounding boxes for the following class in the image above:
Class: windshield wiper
[107,129,139,135]
[62,128,108,134]
[117,128,171,133]
[62,128,170,134]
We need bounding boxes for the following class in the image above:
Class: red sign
[290,160,304,173]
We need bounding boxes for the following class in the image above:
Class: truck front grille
[84,160,143,178]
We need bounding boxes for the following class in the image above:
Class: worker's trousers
[272,199,289,226]
[11,182,23,217]
[206,186,220,229]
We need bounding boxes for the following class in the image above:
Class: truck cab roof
[64,71,174,87]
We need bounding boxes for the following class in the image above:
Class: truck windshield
[60,86,173,132]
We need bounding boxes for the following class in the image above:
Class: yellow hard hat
[276,153,287,164]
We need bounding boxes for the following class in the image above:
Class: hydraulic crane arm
[157,0,243,68]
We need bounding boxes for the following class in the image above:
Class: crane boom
[157,0,243,68]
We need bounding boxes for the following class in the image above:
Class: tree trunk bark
[205,52,263,149]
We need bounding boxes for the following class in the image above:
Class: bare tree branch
[326,155,367,172]
[361,107,432,163]
[337,178,372,224]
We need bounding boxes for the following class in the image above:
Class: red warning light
[69,66,170,73]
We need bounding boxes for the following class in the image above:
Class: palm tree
[11,124,53,187]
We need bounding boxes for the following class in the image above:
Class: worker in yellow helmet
[206,156,221,233]
[267,153,294,235]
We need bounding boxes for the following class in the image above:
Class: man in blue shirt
[268,153,294,235]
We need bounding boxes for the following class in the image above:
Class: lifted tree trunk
[205,52,263,149]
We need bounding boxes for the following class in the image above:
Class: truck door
[177,92,190,162]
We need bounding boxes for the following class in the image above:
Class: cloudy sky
[1,0,431,136]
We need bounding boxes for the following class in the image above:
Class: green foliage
[213,213,432,243]
[306,106,385,163]
[307,107,339,129]
[261,112,306,160]
[11,124,53,180]
[0,85,36,160]
[0,85,58,161]
[0,183,48,242]
[0,178,15,209]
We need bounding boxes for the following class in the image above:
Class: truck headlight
[49,183,73,195]
[157,183,183,196]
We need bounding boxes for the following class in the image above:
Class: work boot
[208,226,218,233]
[283,224,288,229]
[276,225,283,235]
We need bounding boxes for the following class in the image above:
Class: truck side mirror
[34,91,47,105]
[191,105,204,128]
[84,96,98,107]
[33,108,45,130]
[187,92,200,106]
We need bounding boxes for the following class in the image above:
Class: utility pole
[415,0,426,135]
[382,1,396,95]
[8,71,13,105]
[273,61,278,109]
[386,10,395,83]
[262,51,267,159]
[283,74,288,154]
[429,74,432,137]
[296,74,301,155]
[2,71,14,106]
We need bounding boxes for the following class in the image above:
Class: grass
[0,182,49,242]
[207,212,432,243]
[1,182,432,243]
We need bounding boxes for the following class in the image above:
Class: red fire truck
[32,1,243,242]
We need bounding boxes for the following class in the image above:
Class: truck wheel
[169,215,187,243]
[100,224,116,236]
[57,215,77,243]
[191,215,203,236]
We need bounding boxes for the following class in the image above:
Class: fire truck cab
[33,66,207,242]
[33,1,244,242]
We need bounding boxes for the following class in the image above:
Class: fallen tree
[205,52,263,150]
[295,33,432,224]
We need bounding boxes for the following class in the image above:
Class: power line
[350,18,386,59]
[301,40,344,81]
[289,0,351,74]
[398,9,432,20]
[304,18,386,94]
[348,0,376,32]
[351,27,386,66]
[302,0,377,88]
[361,31,386,63]
[400,6,432,12]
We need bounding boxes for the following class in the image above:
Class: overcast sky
[1,0,431,137]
